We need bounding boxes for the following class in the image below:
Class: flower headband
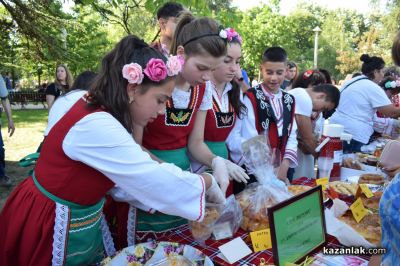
[220,28,242,44]
[122,55,182,85]
[384,79,400,89]
[182,30,228,47]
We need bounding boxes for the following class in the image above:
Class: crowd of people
[1,2,400,265]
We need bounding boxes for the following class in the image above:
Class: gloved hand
[224,159,249,183]
[205,173,226,204]
[393,119,400,134]
[211,156,230,195]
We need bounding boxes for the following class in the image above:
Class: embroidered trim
[127,205,137,246]
[70,212,102,228]
[100,214,116,257]
[71,206,102,221]
[69,216,102,233]
[284,93,294,112]
[196,174,205,222]
[52,203,69,266]
[165,87,199,127]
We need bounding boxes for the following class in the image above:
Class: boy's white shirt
[227,86,298,168]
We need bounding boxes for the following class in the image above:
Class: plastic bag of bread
[189,195,242,244]
[237,135,292,232]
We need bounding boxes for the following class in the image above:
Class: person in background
[0,75,15,187]
[288,69,337,180]
[151,2,185,56]
[44,71,97,137]
[282,61,298,90]
[45,64,74,110]
[330,54,400,153]
[3,72,12,91]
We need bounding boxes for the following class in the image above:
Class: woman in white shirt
[330,54,400,152]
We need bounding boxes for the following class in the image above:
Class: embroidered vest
[143,84,206,150]
[204,96,236,142]
[245,85,295,158]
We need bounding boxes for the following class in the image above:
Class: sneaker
[0,175,12,187]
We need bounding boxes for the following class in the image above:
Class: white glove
[393,119,400,134]
[205,173,226,204]
[211,156,230,195]
[224,159,250,183]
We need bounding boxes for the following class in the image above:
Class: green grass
[2,109,48,162]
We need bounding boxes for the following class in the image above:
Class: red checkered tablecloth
[154,177,370,265]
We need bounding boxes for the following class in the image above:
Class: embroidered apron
[32,173,105,265]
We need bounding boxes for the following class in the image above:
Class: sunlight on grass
[2,109,48,162]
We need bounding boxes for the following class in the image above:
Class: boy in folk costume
[233,47,298,193]
[151,2,184,56]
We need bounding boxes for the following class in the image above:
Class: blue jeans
[0,127,5,177]
[343,139,364,153]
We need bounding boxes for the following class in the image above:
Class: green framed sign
[268,185,327,266]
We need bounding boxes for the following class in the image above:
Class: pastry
[236,188,276,231]
[328,181,358,196]
[360,191,383,210]
[338,211,381,246]
[342,158,363,170]
[190,207,220,240]
[359,174,385,185]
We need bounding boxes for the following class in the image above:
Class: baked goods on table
[189,206,221,240]
[236,186,277,231]
[328,181,358,196]
[358,174,385,185]
[338,211,381,246]
[342,158,363,170]
[288,185,328,201]
[360,191,383,211]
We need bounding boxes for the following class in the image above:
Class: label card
[218,237,252,264]
[350,197,368,223]
[316,177,329,190]
[250,229,272,252]
[359,184,374,198]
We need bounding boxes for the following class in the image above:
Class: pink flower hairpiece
[222,27,243,44]
[122,55,182,84]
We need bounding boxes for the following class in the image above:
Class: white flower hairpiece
[219,29,228,39]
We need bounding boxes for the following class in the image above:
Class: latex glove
[205,173,226,204]
[393,119,400,134]
[224,159,250,183]
[211,156,230,195]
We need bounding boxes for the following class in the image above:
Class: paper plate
[104,241,213,266]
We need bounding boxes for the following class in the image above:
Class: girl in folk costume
[191,28,249,195]
[233,47,298,193]
[0,35,225,266]
[128,13,249,243]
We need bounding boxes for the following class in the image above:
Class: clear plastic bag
[189,195,242,245]
[237,134,292,231]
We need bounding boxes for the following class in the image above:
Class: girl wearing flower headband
[128,12,250,242]
[0,35,225,265]
[189,28,249,195]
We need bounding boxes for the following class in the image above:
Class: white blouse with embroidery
[172,85,212,111]
[49,109,206,222]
